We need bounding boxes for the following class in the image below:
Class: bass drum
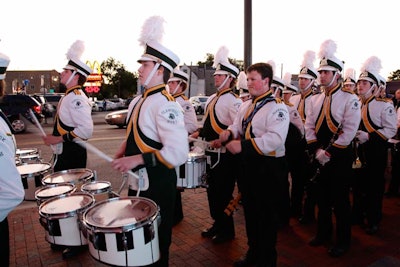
[82,197,160,267]
[41,168,94,191]
[39,192,94,246]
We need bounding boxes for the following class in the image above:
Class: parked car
[189,95,209,115]
[108,98,127,109]
[0,94,44,133]
[94,100,118,112]
[104,109,128,128]
[31,94,55,118]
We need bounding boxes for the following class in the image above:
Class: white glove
[315,149,331,166]
[356,130,369,144]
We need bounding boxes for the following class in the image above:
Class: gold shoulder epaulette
[341,87,355,94]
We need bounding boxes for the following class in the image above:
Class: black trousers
[0,217,9,266]
[129,166,177,267]
[54,141,87,172]
[205,151,237,237]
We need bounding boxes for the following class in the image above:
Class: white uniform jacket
[55,86,93,141]
[290,89,314,123]
[0,114,24,221]
[305,84,361,150]
[126,85,188,169]
[361,96,397,141]
[228,90,289,158]
[284,100,305,137]
[173,93,198,134]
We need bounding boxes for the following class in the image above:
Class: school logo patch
[72,99,84,109]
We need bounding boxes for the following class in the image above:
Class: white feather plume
[66,40,85,60]
[318,39,337,59]
[360,56,382,74]
[213,46,230,68]
[301,50,316,68]
[138,16,165,47]
[237,71,248,89]
[283,72,292,85]
[344,68,356,80]
[267,60,276,75]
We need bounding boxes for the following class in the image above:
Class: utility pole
[244,0,252,70]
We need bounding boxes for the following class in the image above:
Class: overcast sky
[2,0,399,79]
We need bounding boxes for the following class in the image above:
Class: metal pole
[244,0,252,70]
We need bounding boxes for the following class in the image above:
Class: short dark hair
[246,62,273,87]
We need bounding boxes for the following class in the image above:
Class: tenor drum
[81,181,118,203]
[42,168,94,191]
[38,192,94,246]
[176,152,207,188]
[16,148,41,164]
[35,183,76,206]
[17,163,52,201]
[82,197,160,267]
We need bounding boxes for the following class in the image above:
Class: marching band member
[354,56,397,235]
[220,62,289,267]
[167,69,198,225]
[290,50,319,224]
[305,39,361,257]
[42,40,93,259]
[111,16,188,267]
[0,52,25,266]
[237,71,251,102]
[197,46,241,244]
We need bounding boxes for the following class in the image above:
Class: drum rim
[81,180,111,194]
[16,163,52,176]
[41,168,94,185]
[39,192,95,219]
[82,196,159,232]
[35,183,76,199]
[16,148,39,155]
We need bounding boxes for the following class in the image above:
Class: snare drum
[16,148,41,164]
[42,168,94,191]
[35,183,76,206]
[17,163,52,201]
[81,181,117,203]
[176,152,207,188]
[38,192,95,246]
[82,197,160,266]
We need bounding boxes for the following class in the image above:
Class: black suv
[0,94,44,133]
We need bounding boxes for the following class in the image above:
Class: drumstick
[188,137,211,145]
[29,109,46,137]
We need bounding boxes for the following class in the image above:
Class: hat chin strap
[360,84,376,100]
[300,79,314,93]
[324,71,337,88]
[170,81,182,95]
[143,62,161,89]
[217,75,230,91]
[65,70,77,87]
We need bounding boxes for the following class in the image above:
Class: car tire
[11,118,26,133]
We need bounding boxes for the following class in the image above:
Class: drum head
[16,163,51,175]
[39,192,94,217]
[187,151,206,161]
[81,181,111,194]
[42,168,93,185]
[35,183,76,199]
[16,148,38,156]
[84,197,159,231]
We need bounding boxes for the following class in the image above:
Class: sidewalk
[8,185,400,267]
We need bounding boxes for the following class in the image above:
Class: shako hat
[0,53,10,80]
[299,50,318,80]
[283,72,298,93]
[168,69,189,84]
[343,68,356,85]
[212,46,239,78]
[64,40,92,77]
[358,56,382,85]
[317,39,344,72]
[137,16,179,72]
[237,71,249,97]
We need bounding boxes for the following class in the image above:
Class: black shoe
[365,225,379,235]
[212,234,234,244]
[201,225,218,238]
[233,255,257,267]
[328,246,349,257]
[309,237,329,247]
[62,246,85,259]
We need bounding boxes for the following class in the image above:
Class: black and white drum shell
[38,192,95,246]
[41,168,94,190]
[81,180,117,203]
[82,197,160,267]
[16,147,41,164]
[176,152,207,188]
[35,183,76,206]
[17,163,52,201]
